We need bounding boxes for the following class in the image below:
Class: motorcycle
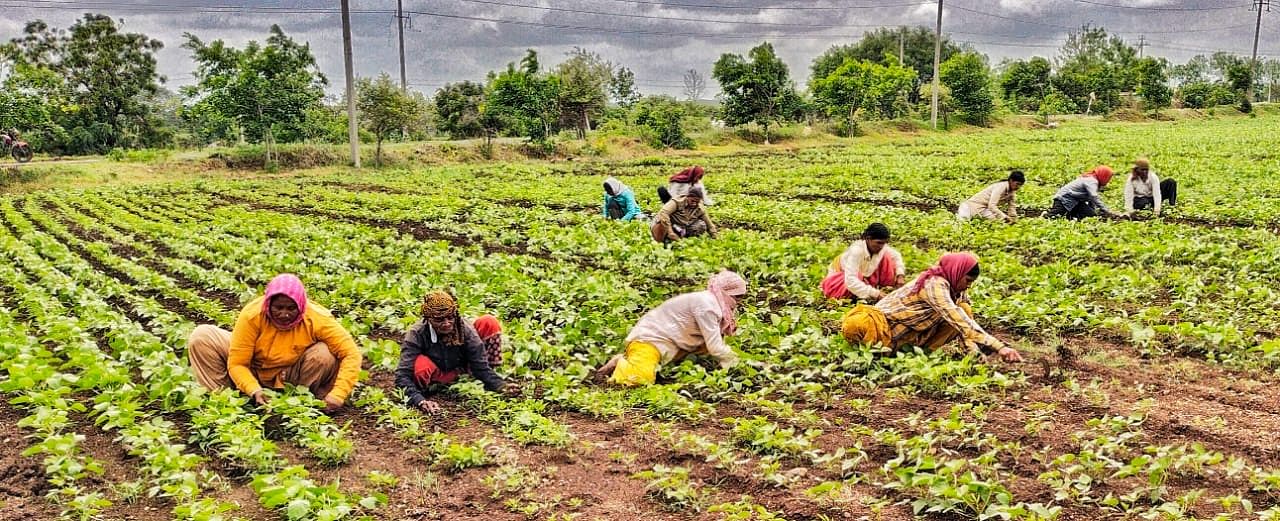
[2,130,33,163]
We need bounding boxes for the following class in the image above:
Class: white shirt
[1124,172,1162,214]
[625,291,736,368]
[958,181,1017,221]
[830,241,905,300]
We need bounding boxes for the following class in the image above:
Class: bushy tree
[182,25,326,161]
[1133,57,1172,113]
[1000,57,1051,112]
[1178,81,1235,109]
[1052,25,1136,114]
[1170,55,1210,86]
[631,96,693,149]
[811,27,961,87]
[940,52,995,125]
[712,42,797,144]
[1,14,165,154]
[611,66,640,108]
[1037,91,1076,124]
[682,69,706,101]
[434,81,487,139]
[356,73,423,165]
[811,56,917,131]
[486,50,560,143]
[555,48,613,139]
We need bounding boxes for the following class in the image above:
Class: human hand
[252,390,271,406]
[997,347,1023,363]
[322,395,344,413]
[500,384,522,397]
[418,400,441,414]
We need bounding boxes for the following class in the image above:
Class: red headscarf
[909,252,979,297]
[706,270,748,337]
[473,314,502,340]
[262,274,308,330]
[669,166,705,184]
[1082,165,1114,187]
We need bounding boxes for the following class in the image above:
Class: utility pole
[931,0,943,129]
[1251,0,1271,102]
[1137,35,1146,58]
[898,26,905,64]
[341,0,361,168]
[397,0,407,92]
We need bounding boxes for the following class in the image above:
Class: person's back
[1054,176,1096,200]
[627,291,721,360]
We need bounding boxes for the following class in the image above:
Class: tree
[712,42,797,144]
[1133,57,1171,113]
[1000,57,1051,111]
[811,56,917,132]
[682,69,707,101]
[811,27,962,86]
[356,73,422,166]
[434,81,487,139]
[486,49,560,143]
[1225,59,1254,112]
[1053,25,1137,114]
[631,96,693,149]
[2,14,164,154]
[555,47,613,139]
[182,25,326,163]
[1038,91,1076,124]
[611,66,640,108]
[1170,55,1210,86]
[940,52,995,125]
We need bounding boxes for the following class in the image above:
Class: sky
[0,0,1276,99]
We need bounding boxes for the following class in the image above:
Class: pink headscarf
[909,252,979,297]
[706,270,748,337]
[670,166,705,184]
[262,274,308,330]
[1082,165,1114,187]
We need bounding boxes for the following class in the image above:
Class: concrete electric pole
[1252,0,1271,102]
[341,0,361,168]
[931,0,943,129]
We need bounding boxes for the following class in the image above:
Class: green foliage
[611,66,640,108]
[1001,57,1052,112]
[713,42,799,143]
[810,26,961,84]
[1178,82,1236,109]
[356,73,425,165]
[434,81,488,139]
[633,465,707,511]
[811,56,918,129]
[486,49,560,143]
[631,96,694,149]
[1052,24,1137,114]
[1134,57,1172,113]
[940,52,995,125]
[555,47,614,139]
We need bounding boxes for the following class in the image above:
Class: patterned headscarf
[706,270,748,337]
[421,290,463,346]
[910,252,979,297]
[262,274,307,330]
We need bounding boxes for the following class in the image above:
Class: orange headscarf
[1083,165,1114,186]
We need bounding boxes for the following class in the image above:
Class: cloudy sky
[1,0,1275,99]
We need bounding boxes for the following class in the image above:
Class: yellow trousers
[840,303,974,352]
[608,341,661,387]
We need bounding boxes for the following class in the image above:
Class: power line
[492,0,938,11]
[443,0,892,29]
[1063,0,1251,11]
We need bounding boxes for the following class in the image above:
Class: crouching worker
[187,274,362,412]
[841,253,1022,363]
[820,222,906,302]
[603,176,646,221]
[957,170,1023,223]
[1045,166,1123,220]
[1124,158,1176,216]
[395,290,517,413]
[651,186,717,244]
[597,271,747,386]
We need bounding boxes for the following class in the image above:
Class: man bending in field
[188,274,362,412]
[820,223,906,302]
[596,271,747,386]
[841,252,1022,363]
[651,186,717,244]
[395,290,518,413]
[1044,166,1124,220]
[1124,158,1177,216]
[957,170,1024,223]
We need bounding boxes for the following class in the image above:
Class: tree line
[2,15,1278,158]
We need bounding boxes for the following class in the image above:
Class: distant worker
[841,252,1022,363]
[1044,166,1124,220]
[395,290,517,413]
[1123,158,1176,216]
[603,176,646,221]
[957,170,1024,223]
[820,223,906,302]
[659,165,715,205]
[187,274,363,412]
[597,271,747,386]
[651,186,717,244]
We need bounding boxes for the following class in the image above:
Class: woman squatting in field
[596,271,747,386]
[840,253,1022,363]
[187,274,363,412]
[821,222,907,303]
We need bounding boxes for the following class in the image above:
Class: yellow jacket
[228,296,362,401]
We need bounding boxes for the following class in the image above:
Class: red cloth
[669,166,704,184]
[413,355,460,388]
[473,314,501,339]
[821,253,897,299]
[909,252,979,296]
[261,274,307,330]
[1083,165,1114,186]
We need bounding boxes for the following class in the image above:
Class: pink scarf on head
[670,165,704,184]
[706,270,748,336]
[262,273,308,330]
[909,252,979,297]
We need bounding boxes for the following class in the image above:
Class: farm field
[2,115,1280,521]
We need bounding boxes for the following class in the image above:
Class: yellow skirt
[608,340,661,387]
[840,304,892,348]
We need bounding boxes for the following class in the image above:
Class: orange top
[227,296,362,401]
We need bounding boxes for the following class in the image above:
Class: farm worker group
[954,159,1176,222]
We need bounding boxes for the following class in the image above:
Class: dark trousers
[1045,197,1098,220]
[657,186,672,205]
[1133,178,1178,210]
